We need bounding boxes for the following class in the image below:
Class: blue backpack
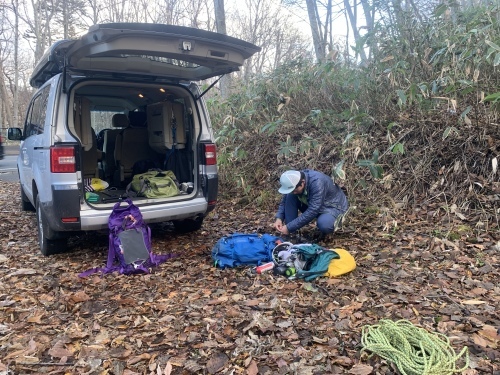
[80,199,175,276]
[212,233,282,269]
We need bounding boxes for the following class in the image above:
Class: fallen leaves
[5,268,37,278]
[0,181,499,374]
[348,364,374,374]
[461,299,488,305]
[206,351,229,374]
[473,325,499,349]
[246,359,259,375]
[68,290,91,303]
[48,340,74,358]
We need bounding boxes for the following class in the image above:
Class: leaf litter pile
[0,181,498,375]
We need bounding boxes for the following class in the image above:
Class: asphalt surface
[0,145,20,182]
[3,144,19,155]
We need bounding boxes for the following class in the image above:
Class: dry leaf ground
[0,181,499,374]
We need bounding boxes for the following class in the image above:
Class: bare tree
[189,0,212,29]
[0,5,14,127]
[285,0,347,63]
[56,0,88,39]
[231,0,310,76]
[154,0,183,24]
[18,0,61,61]
[100,0,127,22]
[343,0,368,62]
[127,0,149,23]
[82,0,101,25]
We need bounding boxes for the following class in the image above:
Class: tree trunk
[343,0,368,62]
[63,0,68,39]
[214,0,226,34]
[305,0,325,62]
[0,60,14,127]
[214,0,229,98]
[324,0,332,54]
[359,0,375,59]
[13,0,20,127]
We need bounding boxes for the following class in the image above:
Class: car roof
[30,23,261,88]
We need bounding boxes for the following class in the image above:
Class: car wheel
[20,184,35,211]
[36,196,67,256]
[172,217,204,233]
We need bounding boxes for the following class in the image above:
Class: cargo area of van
[71,82,207,205]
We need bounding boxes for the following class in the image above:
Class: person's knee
[317,215,334,234]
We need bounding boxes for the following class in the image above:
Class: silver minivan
[8,23,260,255]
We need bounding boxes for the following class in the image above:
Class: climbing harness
[361,319,469,375]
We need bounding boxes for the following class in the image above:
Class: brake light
[204,143,217,166]
[51,147,76,173]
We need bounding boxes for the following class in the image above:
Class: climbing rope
[361,319,469,375]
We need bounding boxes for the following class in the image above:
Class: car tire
[20,184,35,211]
[36,196,67,256]
[172,217,204,233]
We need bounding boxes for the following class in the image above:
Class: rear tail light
[203,143,217,166]
[61,217,79,223]
[51,146,76,173]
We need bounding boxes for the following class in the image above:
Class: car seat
[114,111,160,184]
[102,114,128,181]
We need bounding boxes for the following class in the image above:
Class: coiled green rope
[361,319,469,375]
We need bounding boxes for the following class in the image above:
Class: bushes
[208,2,499,227]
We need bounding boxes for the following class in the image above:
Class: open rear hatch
[31,23,261,88]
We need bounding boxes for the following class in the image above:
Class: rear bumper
[80,197,209,230]
[43,175,215,233]
[41,187,82,232]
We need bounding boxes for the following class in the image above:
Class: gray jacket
[276,169,349,232]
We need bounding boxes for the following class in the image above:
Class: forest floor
[0,180,498,375]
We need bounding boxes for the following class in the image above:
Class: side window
[24,86,50,137]
[24,104,35,137]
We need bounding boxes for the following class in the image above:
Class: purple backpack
[80,199,175,276]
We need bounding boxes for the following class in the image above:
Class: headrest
[112,113,129,128]
[128,111,147,127]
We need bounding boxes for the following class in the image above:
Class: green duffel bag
[127,170,180,198]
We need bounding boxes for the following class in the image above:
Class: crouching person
[273,169,348,240]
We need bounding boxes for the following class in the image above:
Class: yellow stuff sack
[90,178,109,191]
[84,178,109,192]
[324,248,356,277]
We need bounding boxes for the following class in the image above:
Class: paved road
[0,145,19,182]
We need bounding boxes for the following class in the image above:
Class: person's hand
[280,225,290,235]
[274,218,283,231]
